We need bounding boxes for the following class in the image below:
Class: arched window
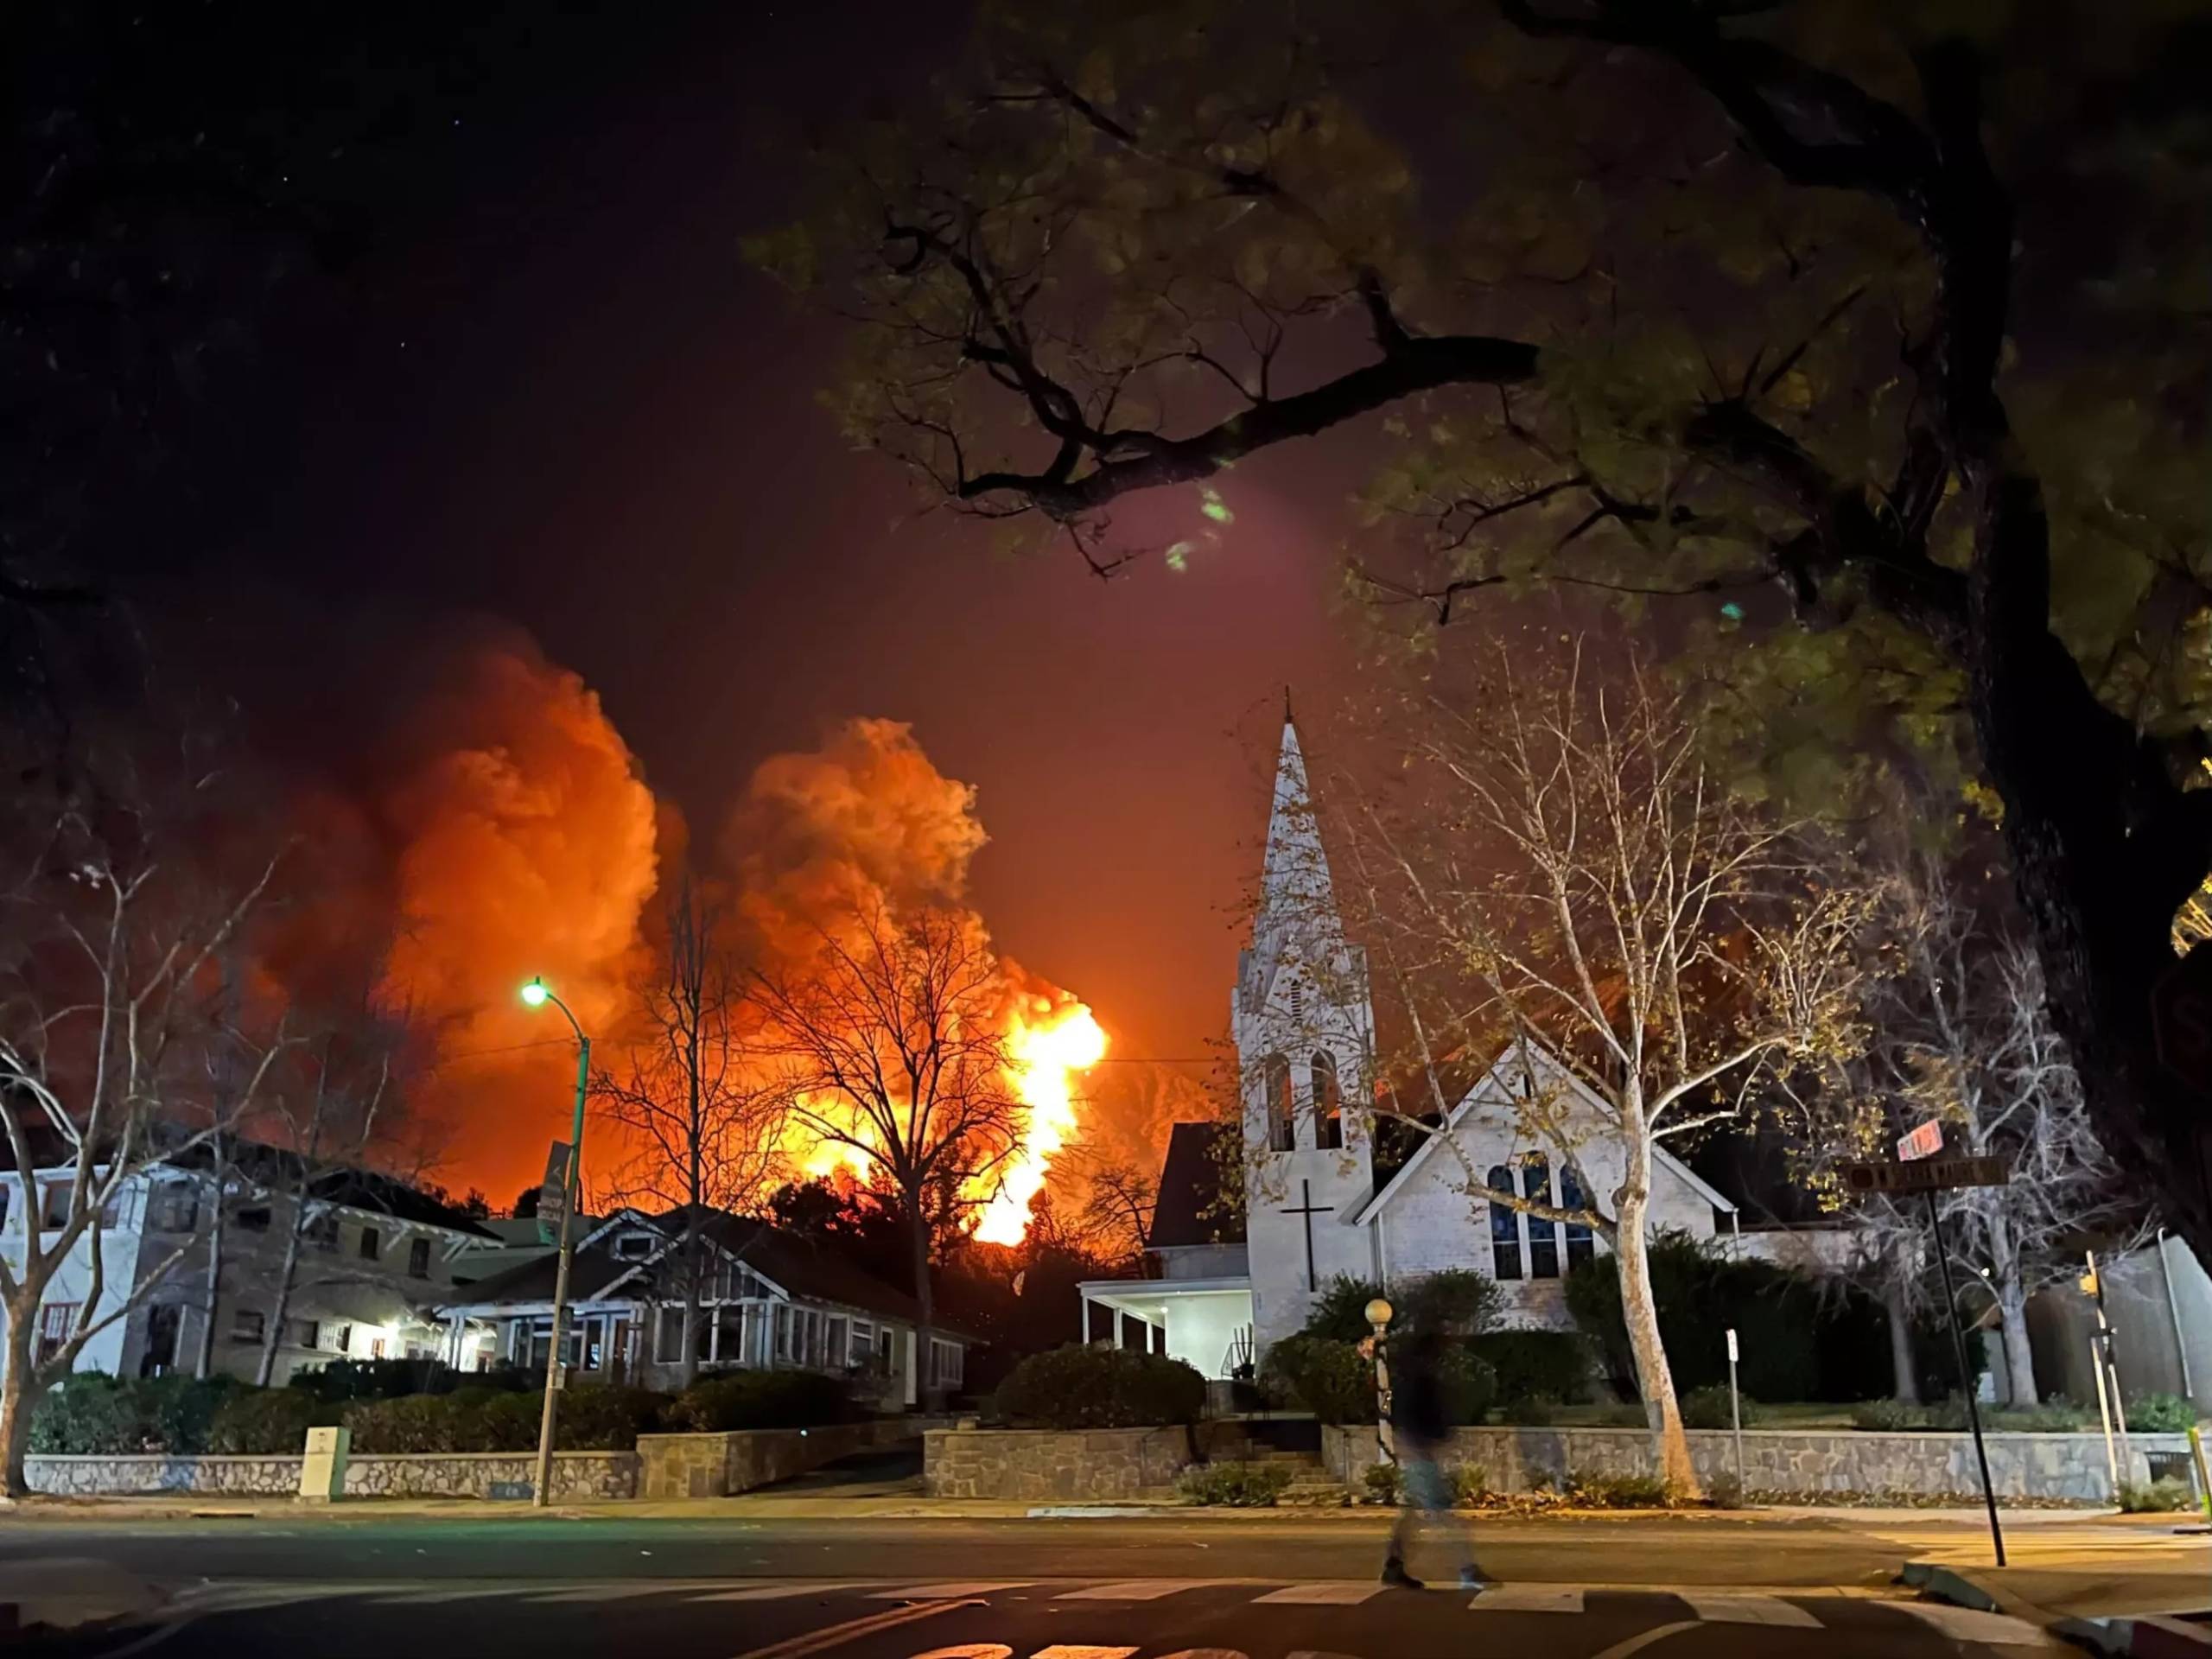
[1487,1165,1522,1280]
[1263,1053,1295,1151]
[1523,1155,1560,1279]
[1560,1166,1596,1268]
[1312,1051,1343,1149]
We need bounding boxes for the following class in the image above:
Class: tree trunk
[1614,1166,1698,1497]
[194,1202,225,1381]
[679,1216,701,1389]
[0,1306,40,1500]
[257,1207,306,1389]
[1884,1274,1920,1406]
[908,1200,937,1411]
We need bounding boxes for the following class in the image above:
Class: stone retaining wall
[1319,1424,2192,1502]
[25,1451,638,1501]
[924,1425,1215,1500]
[636,1416,938,1500]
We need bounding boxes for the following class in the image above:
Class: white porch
[1077,1276,1254,1380]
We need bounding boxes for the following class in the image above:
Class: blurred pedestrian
[1380,1325,1487,1592]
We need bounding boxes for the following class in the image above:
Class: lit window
[37,1302,79,1365]
[1523,1156,1559,1279]
[1311,1051,1342,1150]
[1560,1168,1595,1268]
[1487,1166,1522,1281]
[1262,1054,1294,1151]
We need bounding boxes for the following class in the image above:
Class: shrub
[663,1370,852,1433]
[1851,1398,1927,1431]
[1707,1471,1745,1508]
[993,1344,1205,1429]
[1498,1394,1558,1427]
[1592,1402,1647,1427]
[1260,1336,1376,1424]
[1301,1276,1387,1342]
[554,1384,666,1450]
[1680,1384,1758,1430]
[1999,1402,2089,1433]
[2126,1394,2200,1433]
[29,1374,247,1456]
[1567,1470,1670,1508]
[206,1387,334,1453]
[1177,1460,1292,1507]
[1471,1330,1591,1406]
[2118,1478,2194,1513]
[1362,1462,1402,1505]
[1450,1464,1489,1507]
[1395,1270,1504,1338]
[289,1357,458,1403]
[1427,1344,1498,1427]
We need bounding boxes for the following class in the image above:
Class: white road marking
[372,1586,531,1605]
[1588,1624,1700,1659]
[1889,1603,2056,1647]
[1677,1593,1821,1628]
[530,1584,683,1603]
[1468,1586,1586,1613]
[1252,1583,1390,1605]
[1053,1581,1208,1601]
[690,1584,866,1602]
[866,1582,1027,1600]
[1029,1649,1140,1659]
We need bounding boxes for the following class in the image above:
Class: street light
[1365,1297,1395,1471]
[519,976,589,1510]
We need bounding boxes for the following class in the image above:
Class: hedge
[1470,1330,1592,1406]
[662,1370,852,1433]
[286,1357,537,1403]
[1261,1334,1496,1426]
[992,1344,1205,1428]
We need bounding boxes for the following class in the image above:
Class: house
[1078,714,1844,1380]
[0,1139,500,1387]
[435,1207,979,1408]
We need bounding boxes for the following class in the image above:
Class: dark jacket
[1391,1342,1449,1447]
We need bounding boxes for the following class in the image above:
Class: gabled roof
[155,1134,500,1239]
[1147,1122,1243,1250]
[1351,1039,1738,1225]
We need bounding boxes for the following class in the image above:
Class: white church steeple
[1233,709,1379,1351]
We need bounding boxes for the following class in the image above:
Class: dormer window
[612,1231,655,1261]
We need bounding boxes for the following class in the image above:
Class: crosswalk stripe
[526,1585,681,1604]
[867,1582,1027,1600]
[1053,1582,1210,1601]
[1252,1584,1389,1606]
[1676,1594,1821,1628]
[1469,1586,1584,1613]
[688,1584,865,1602]
[1888,1603,2051,1647]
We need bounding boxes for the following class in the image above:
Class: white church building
[1079,714,1821,1379]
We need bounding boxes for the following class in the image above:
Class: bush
[1450,1464,1489,1507]
[1497,1395,1558,1427]
[1707,1471,1745,1508]
[1471,1330,1591,1406]
[1178,1460,1293,1506]
[1362,1462,1402,1505]
[2118,1478,2194,1513]
[1680,1384,1758,1430]
[1301,1276,1387,1342]
[288,1357,458,1403]
[207,1387,334,1453]
[2126,1394,2200,1433]
[553,1384,666,1450]
[993,1344,1205,1429]
[1592,1402,1648,1427]
[29,1374,245,1456]
[663,1370,852,1433]
[1395,1270,1504,1338]
[1428,1344,1497,1426]
[1261,1336,1376,1424]
[1851,1398,1926,1431]
[1568,1470,1671,1508]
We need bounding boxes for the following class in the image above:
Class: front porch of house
[1076,1276,1254,1380]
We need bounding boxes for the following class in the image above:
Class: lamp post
[520,976,589,1510]
[1365,1297,1395,1472]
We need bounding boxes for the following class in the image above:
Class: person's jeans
[1389,1453,1481,1580]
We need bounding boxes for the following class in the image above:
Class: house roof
[1351,1040,1739,1226]
[152,1134,501,1239]
[1147,1122,1243,1250]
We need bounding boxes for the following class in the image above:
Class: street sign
[537,1141,571,1245]
[1726,1328,1738,1363]
[1897,1120,1944,1161]
[1844,1156,2009,1195]
[2152,944,2212,1091]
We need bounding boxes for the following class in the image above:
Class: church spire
[1256,715,1338,945]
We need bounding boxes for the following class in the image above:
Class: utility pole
[520,977,590,1510]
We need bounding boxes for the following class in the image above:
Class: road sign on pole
[1897,1120,1944,1161]
[1844,1156,2008,1195]
[536,1141,570,1246]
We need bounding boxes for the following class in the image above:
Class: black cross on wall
[1279,1177,1332,1291]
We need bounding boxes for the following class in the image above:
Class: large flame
[975,1001,1108,1244]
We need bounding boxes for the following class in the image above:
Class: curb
[2051,1614,2212,1657]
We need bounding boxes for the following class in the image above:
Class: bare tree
[752,898,1026,1406]
[1833,849,2145,1407]
[594,874,786,1386]
[0,792,284,1496]
[1075,1159,1157,1269]
[1336,642,1872,1494]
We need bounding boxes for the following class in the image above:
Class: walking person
[1379,1324,1487,1591]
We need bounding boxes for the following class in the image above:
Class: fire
[974,1001,1107,1244]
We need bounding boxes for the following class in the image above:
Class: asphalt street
[13,1569,2075,1659]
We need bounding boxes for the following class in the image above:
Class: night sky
[95,2,1385,1185]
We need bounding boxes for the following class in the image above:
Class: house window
[39,1184,71,1230]
[407,1237,431,1279]
[358,1226,381,1260]
[334,1323,355,1356]
[1262,1053,1295,1152]
[715,1304,744,1364]
[655,1306,683,1363]
[1522,1156,1560,1280]
[1288,979,1305,1020]
[1311,1050,1342,1150]
[237,1206,270,1233]
[232,1307,266,1344]
[156,1185,199,1233]
[292,1319,321,1350]
[612,1232,654,1261]
[825,1316,848,1370]
[877,1328,894,1372]
[0,1183,10,1232]
[1560,1167,1595,1269]
[303,1210,340,1252]
[141,1303,181,1376]
[929,1338,963,1390]
[1487,1166,1522,1281]
[37,1302,79,1365]
[773,1303,793,1363]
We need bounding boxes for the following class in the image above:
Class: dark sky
[151,0,1374,1084]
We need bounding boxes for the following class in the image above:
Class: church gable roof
[1350,1039,1738,1225]
[1147,1122,1244,1249]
